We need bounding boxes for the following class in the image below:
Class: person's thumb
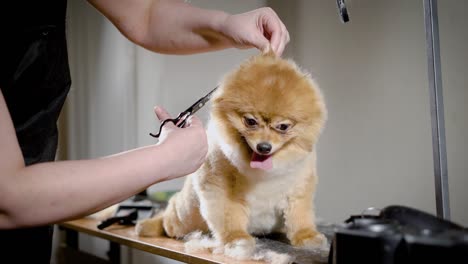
[154,106,171,121]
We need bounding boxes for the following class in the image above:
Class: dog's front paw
[135,217,164,237]
[223,233,256,260]
[290,228,328,249]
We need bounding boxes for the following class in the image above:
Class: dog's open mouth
[240,135,274,171]
[250,152,273,171]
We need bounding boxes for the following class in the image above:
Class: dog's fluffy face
[211,53,326,171]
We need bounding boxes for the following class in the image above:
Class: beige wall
[439,0,468,225]
[271,0,467,225]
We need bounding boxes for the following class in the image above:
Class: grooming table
[59,218,333,264]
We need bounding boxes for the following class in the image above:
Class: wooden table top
[60,218,265,264]
[60,218,331,264]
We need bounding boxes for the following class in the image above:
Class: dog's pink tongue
[250,153,273,170]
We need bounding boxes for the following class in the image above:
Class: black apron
[0,1,70,263]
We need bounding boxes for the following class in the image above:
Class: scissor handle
[149,112,191,138]
[149,118,177,138]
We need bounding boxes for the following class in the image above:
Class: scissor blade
[185,86,218,115]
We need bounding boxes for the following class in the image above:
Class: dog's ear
[261,46,276,57]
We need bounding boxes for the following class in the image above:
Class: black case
[329,205,468,264]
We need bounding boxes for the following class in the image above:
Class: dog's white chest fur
[244,171,294,235]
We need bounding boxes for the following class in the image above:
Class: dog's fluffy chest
[245,173,294,235]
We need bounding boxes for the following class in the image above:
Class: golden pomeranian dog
[136,51,327,260]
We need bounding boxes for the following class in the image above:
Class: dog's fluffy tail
[135,212,165,237]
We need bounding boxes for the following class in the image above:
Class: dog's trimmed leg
[198,185,254,260]
[283,164,327,249]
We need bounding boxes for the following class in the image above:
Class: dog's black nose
[256,142,272,154]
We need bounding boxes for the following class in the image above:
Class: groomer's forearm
[0,144,174,229]
[88,0,232,54]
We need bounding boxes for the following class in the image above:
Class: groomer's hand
[219,7,290,56]
[154,106,208,179]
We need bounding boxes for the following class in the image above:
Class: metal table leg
[423,0,451,219]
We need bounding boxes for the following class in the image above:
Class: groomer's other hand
[154,106,208,179]
[219,7,290,56]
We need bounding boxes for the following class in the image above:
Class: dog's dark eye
[244,117,258,127]
[276,124,290,132]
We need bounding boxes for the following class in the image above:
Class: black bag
[329,205,468,264]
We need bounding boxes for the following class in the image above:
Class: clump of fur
[136,52,327,261]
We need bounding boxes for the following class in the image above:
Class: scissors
[149,86,218,138]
